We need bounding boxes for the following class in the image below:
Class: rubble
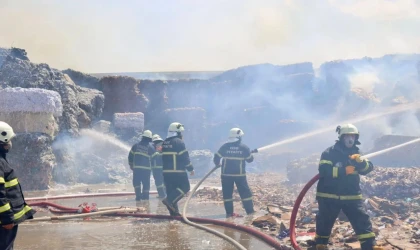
[193,170,420,249]
[361,167,420,199]
[62,68,102,90]
[76,86,104,126]
[100,76,149,120]
[0,87,62,115]
[0,54,84,134]
[7,133,55,190]
[0,88,62,137]
[113,112,145,130]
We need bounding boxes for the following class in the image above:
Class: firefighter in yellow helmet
[128,130,155,201]
[0,121,36,250]
[151,134,166,198]
[315,124,382,250]
[213,128,257,218]
[161,122,194,216]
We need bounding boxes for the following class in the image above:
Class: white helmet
[167,122,184,138]
[228,128,244,142]
[142,130,153,139]
[152,134,163,142]
[336,124,359,138]
[0,121,16,143]
[168,122,184,133]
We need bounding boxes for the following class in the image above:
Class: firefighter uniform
[161,122,194,216]
[213,128,256,217]
[128,131,155,201]
[0,121,36,250]
[152,151,166,198]
[315,124,377,250]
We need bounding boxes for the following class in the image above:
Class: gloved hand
[2,223,14,230]
[345,166,355,175]
[189,170,195,176]
[349,154,364,163]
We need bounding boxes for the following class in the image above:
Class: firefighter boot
[316,244,329,250]
[162,198,178,216]
[134,187,142,201]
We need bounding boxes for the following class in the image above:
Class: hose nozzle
[251,149,258,153]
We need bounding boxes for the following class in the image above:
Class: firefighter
[128,130,155,201]
[161,122,194,216]
[151,134,166,198]
[315,124,383,250]
[0,121,36,250]
[213,128,257,218]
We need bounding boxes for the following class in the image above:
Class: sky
[0,0,419,73]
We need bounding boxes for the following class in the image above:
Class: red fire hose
[28,201,291,250]
[25,191,157,202]
[289,174,320,250]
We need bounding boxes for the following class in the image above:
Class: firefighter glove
[2,223,14,230]
[349,154,363,163]
[345,166,355,175]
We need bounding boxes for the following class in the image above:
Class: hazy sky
[0,0,419,73]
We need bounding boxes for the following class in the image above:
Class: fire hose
[28,200,288,249]
[182,165,248,250]
[289,138,420,250]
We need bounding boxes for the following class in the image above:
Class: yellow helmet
[336,124,359,138]
[152,134,163,142]
[0,121,15,143]
[142,130,153,139]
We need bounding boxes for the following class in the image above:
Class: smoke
[51,129,131,185]
[1,0,419,72]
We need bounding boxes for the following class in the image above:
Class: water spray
[289,137,420,250]
[258,102,420,152]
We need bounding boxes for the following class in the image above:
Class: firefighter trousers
[152,168,166,198]
[221,175,255,215]
[163,172,190,214]
[315,198,376,250]
[0,225,18,250]
[133,169,151,200]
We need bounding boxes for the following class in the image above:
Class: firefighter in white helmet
[128,130,155,201]
[315,124,382,250]
[213,128,258,218]
[161,122,194,216]
[151,134,166,198]
[0,121,36,249]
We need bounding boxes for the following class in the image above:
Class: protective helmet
[0,121,15,143]
[336,124,359,138]
[152,134,163,143]
[142,130,153,139]
[168,122,184,133]
[228,128,244,142]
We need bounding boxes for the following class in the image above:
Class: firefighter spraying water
[16,106,420,250]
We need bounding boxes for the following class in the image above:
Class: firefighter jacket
[162,136,193,173]
[128,140,155,170]
[0,153,35,225]
[213,141,254,177]
[316,141,374,200]
[152,151,163,170]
